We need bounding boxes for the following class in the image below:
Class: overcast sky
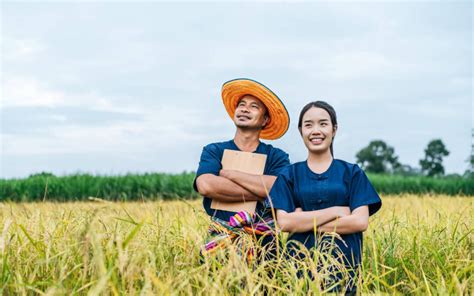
[1,1,472,179]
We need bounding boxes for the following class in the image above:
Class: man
[194,78,290,261]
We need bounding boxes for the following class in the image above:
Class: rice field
[0,195,472,295]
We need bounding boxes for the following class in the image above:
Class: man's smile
[236,114,251,120]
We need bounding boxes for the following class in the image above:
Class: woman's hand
[333,206,351,218]
[276,206,351,233]
[317,206,370,234]
[295,206,350,217]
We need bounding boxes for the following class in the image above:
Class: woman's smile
[309,136,325,145]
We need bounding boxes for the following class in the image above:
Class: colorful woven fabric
[201,210,277,262]
[229,211,254,227]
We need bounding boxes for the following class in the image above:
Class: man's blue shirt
[194,140,290,221]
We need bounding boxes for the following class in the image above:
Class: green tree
[464,129,473,178]
[393,164,421,176]
[419,139,449,177]
[356,140,401,174]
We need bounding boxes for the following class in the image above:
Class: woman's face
[300,107,336,155]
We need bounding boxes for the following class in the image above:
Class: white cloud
[50,114,67,122]
[1,76,144,115]
[2,99,225,157]
[324,51,393,80]
[1,2,471,178]
[1,77,65,108]
[2,36,47,62]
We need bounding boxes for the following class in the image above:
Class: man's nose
[241,106,250,113]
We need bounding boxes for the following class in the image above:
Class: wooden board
[210,149,267,214]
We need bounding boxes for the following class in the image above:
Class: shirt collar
[231,139,262,153]
[306,159,334,180]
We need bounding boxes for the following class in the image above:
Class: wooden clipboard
[210,149,267,214]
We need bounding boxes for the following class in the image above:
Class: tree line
[356,138,473,178]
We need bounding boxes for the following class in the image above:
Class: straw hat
[221,78,289,140]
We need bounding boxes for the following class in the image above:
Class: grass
[0,172,199,202]
[0,195,472,294]
[1,172,473,202]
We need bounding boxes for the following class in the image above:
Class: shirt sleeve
[349,164,382,216]
[193,144,222,192]
[266,168,296,212]
[266,149,290,176]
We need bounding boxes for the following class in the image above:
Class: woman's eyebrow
[319,119,329,122]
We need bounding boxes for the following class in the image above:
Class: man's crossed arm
[195,170,276,202]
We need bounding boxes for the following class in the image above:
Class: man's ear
[263,115,270,127]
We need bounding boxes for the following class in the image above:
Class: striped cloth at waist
[201,210,277,259]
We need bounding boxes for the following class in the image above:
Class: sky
[1,1,472,179]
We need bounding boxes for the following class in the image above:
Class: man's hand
[218,169,276,199]
[195,174,260,202]
[219,169,234,179]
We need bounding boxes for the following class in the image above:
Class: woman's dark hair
[297,101,338,156]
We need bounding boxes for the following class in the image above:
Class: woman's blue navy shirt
[193,140,290,221]
[268,159,382,267]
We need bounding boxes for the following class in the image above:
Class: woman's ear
[333,125,338,138]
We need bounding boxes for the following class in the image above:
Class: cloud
[2,77,65,108]
[2,35,47,62]
[1,76,145,114]
[1,75,228,157]
[1,2,471,178]
[2,105,227,156]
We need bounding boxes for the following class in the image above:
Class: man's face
[233,95,269,130]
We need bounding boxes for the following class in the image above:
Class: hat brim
[222,78,289,140]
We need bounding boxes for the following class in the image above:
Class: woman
[268,101,382,294]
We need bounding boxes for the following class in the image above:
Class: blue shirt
[268,159,382,268]
[193,140,290,221]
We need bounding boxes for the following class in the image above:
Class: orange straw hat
[222,78,289,140]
